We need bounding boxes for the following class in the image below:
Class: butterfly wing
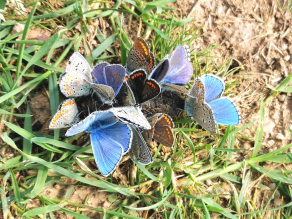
[84,80,115,104]
[109,106,151,130]
[152,114,174,147]
[126,38,154,74]
[208,97,240,125]
[49,99,79,129]
[102,122,133,155]
[128,69,147,103]
[129,125,153,165]
[66,52,92,78]
[92,62,109,84]
[65,111,117,136]
[148,57,170,83]
[156,114,174,129]
[140,79,161,104]
[90,128,123,177]
[59,53,92,97]
[141,114,159,144]
[126,48,152,74]
[185,78,217,133]
[161,83,190,95]
[103,64,126,96]
[161,45,193,85]
[124,79,137,106]
[153,126,174,147]
[201,74,225,103]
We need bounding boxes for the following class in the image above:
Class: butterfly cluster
[49,38,240,177]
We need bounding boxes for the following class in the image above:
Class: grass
[1,0,292,218]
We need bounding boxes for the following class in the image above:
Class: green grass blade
[22,204,61,217]
[31,137,80,150]
[201,200,211,219]
[0,71,52,104]
[26,165,48,200]
[125,190,172,211]
[13,33,59,90]
[4,47,64,72]
[15,1,38,79]
[48,73,60,140]
[0,109,31,117]
[180,130,195,161]
[3,121,34,140]
[203,198,237,219]
[238,170,251,208]
[23,104,32,155]
[23,154,133,196]
[92,34,116,59]
[8,169,21,206]
[0,186,8,219]
[0,156,23,170]
[135,158,159,182]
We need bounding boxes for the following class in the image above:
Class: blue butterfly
[185,74,240,133]
[85,63,126,104]
[128,125,153,165]
[66,110,132,177]
[149,45,193,94]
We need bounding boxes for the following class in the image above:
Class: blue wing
[103,122,132,154]
[201,74,225,103]
[92,62,109,84]
[65,111,117,136]
[104,65,126,96]
[208,97,240,125]
[162,45,193,85]
[90,128,123,177]
[148,57,170,83]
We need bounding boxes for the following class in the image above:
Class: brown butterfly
[142,113,175,147]
[125,69,161,105]
[126,38,155,74]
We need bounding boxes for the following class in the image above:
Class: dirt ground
[7,0,292,217]
[178,0,292,153]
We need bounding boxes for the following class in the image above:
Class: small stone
[267,140,275,146]
[243,142,252,150]
[206,179,212,186]
[269,183,276,190]
[284,55,290,61]
[275,133,285,140]
[278,95,286,102]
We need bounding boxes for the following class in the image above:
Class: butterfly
[84,63,126,104]
[59,52,93,97]
[142,113,175,147]
[128,125,153,165]
[66,110,132,177]
[125,69,161,105]
[185,74,240,133]
[126,38,155,74]
[49,99,80,129]
[149,45,193,95]
[109,106,151,130]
